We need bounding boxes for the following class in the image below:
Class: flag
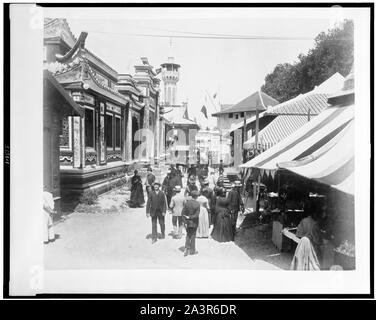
[201,105,208,119]
[213,92,217,99]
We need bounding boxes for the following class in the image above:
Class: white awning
[278,120,354,195]
[240,105,354,172]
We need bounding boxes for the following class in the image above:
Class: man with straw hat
[169,185,185,239]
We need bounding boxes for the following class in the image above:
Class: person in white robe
[43,188,55,243]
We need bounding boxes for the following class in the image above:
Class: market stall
[239,68,355,270]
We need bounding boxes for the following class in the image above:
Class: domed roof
[161,56,180,68]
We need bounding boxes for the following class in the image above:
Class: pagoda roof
[212,91,279,116]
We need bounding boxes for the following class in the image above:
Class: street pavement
[44,186,284,270]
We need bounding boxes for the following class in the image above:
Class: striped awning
[278,120,354,195]
[243,115,312,150]
[240,104,354,178]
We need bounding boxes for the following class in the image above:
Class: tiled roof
[244,115,312,150]
[212,91,279,116]
[265,93,330,116]
[164,105,187,122]
[164,105,199,127]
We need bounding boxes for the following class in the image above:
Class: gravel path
[45,185,289,270]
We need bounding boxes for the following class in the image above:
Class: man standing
[181,190,200,256]
[218,159,224,175]
[227,180,244,233]
[145,167,156,197]
[169,185,185,239]
[146,182,167,244]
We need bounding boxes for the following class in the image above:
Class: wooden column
[80,115,86,168]
[121,105,126,161]
[73,116,83,168]
[159,118,165,162]
[253,109,260,211]
[142,97,150,161]
[125,102,133,163]
[154,102,160,164]
[95,101,100,166]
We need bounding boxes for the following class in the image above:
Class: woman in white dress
[43,187,55,244]
[196,192,210,238]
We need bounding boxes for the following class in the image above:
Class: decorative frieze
[60,155,73,164]
[106,152,122,161]
[106,102,122,114]
[85,152,97,163]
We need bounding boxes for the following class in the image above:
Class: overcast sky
[45,7,347,128]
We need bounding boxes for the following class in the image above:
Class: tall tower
[161,56,180,106]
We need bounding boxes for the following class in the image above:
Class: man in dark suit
[146,182,167,244]
[181,190,200,256]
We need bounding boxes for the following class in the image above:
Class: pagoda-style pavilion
[44,19,161,196]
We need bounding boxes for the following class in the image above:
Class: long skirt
[129,183,145,207]
[211,211,234,242]
[196,207,210,238]
[44,210,55,242]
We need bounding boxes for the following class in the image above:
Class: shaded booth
[43,70,84,217]
[239,68,355,270]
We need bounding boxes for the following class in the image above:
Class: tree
[262,20,354,103]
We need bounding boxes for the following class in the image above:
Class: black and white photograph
[5,2,373,297]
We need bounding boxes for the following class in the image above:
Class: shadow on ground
[235,215,293,270]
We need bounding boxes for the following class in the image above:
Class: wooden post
[243,111,247,161]
[125,102,133,163]
[253,109,260,212]
[255,109,260,151]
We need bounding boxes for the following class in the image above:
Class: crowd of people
[142,164,245,257]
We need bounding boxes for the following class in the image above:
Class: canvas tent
[240,104,354,195]
[240,70,354,196]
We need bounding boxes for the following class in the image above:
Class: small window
[235,114,239,119]
[240,112,244,118]
[229,113,233,118]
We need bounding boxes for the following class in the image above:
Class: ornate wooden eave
[85,64,129,106]
[44,18,77,49]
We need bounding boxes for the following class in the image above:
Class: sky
[44,7,346,128]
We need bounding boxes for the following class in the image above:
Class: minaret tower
[161,41,180,105]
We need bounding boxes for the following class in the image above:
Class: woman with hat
[211,187,234,242]
[169,185,186,239]
[227,180,244,233]
[201,178,215,226]
[196,191,210,238]
[129,169,145,208]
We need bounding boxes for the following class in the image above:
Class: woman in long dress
[129,170,145,208]
[211,187,234,242]
[196,192,210,238]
